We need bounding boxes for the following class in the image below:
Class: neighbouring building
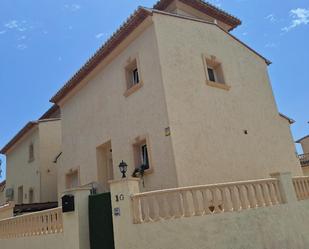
[0,181,5,205]
[0,105,61,207]
[296,135,309,175]
[50,0,302,198]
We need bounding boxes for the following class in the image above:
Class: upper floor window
[207,67,217,82]
[203,54,230,91]
[131,67,140,86]
[28,143,34,162]
[124,57,143,97]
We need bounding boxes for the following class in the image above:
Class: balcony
[299,153,309,167]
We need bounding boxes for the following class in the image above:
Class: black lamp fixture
[119,160,128,178]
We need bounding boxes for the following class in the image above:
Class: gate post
[109,178,140,249]
[62,187,91,249]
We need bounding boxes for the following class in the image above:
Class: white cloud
[265,42,278,48]
[3,20,28,32]
[18,35,27,40]
[64,3,81,12]
[4,20,19,29]
[282,8,309,32]
[95,33,105,39]
[265,14,277,23]
[0,30,6,35]
[17,44,27,50]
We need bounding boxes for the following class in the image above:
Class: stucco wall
[0,234,64,249]
[5,127,41,204]
[153,13,302,186]
[59,21,178,196]
[118,200,309,249]
[38,120,61,203]
[302,166,309,176]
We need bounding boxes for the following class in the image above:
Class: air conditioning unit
[5,188,14,201]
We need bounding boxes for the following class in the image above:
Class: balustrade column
[270,172,297,204]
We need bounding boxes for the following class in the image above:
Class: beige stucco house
[0,181,5,206]
[1,2,309,249]
[296,135,309,175]
[50,0,302,198]
[0,105,61,206]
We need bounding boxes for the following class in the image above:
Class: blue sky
[0,0,308,181]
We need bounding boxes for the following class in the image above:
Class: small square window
[124,57,143,97]
[203,54,230,90]
[126,59,141,89]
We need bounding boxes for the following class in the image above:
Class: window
[140,144,149,169]
[207,67,216,82]
[29,188,34,204]
[203,54,230,90]
[132,68,140,85]
[124,57,143,97]
[18,186,23,204]
[29,143,34,162]
[66,169,79,189]
[133,136,152,172]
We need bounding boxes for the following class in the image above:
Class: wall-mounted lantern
[119,160,128,178]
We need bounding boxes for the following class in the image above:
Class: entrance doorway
[96,141,114,193]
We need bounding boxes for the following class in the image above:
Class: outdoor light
[119,160,128,178]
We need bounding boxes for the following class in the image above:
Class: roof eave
[153,0,241,30]
[50,7,152,104]
[0,122,38,155]
[296,135,309,144]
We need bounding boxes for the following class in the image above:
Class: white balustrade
[0,207,63,239]
[131,178,282,224]
[293,176,309,201]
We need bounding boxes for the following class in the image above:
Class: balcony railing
[299,153,309,167]
[131,178,282,224]
[0,207,63,239]
[293,176,309,201]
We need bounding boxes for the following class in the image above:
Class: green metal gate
[89,192,115,249]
